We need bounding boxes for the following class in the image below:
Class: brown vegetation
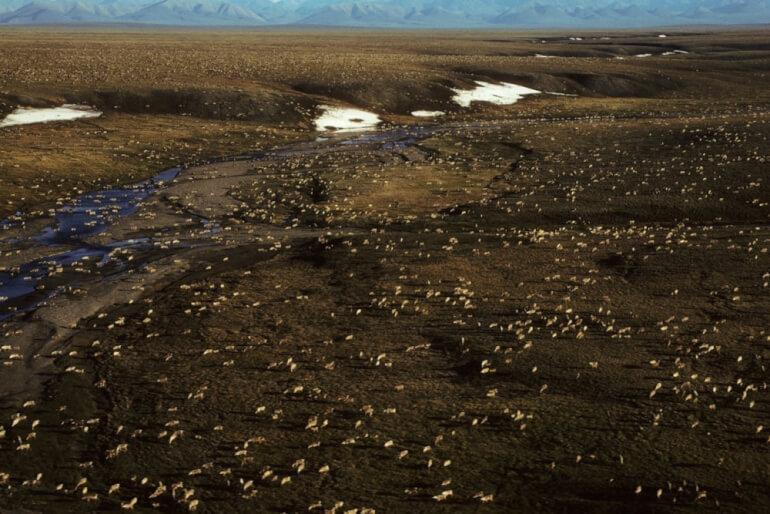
[0,28,769,513]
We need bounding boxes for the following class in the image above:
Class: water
[36,167,180,246]
[0,167,180,320]
[0,125,439,321]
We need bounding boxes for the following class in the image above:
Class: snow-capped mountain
[0,0,767,27]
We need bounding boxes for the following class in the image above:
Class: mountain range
[0,0,768,28]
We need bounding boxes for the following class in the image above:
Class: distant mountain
[0,0,768,27]
[494,3,576,27]
[120,0,267,25]
[0,2,106,24]
[298,2,409,27]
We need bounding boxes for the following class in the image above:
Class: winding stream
[0,167,181,320]
[0,125,435,321]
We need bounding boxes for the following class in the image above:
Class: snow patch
[452,81,541,108]
[411,110,445,117]
[314,105,381,132]
[0,105,102,128]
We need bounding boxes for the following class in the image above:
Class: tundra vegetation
[0,28,769,513]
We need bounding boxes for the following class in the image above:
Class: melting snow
[635,53,653,58]
[0,105,102,128]
[452,81,541,108]
[314,106,381,132]
[411,110,445,117]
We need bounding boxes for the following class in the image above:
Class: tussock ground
[0,28,769,513]
[1,28,768,217]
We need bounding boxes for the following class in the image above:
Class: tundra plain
[0,28,769,513]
